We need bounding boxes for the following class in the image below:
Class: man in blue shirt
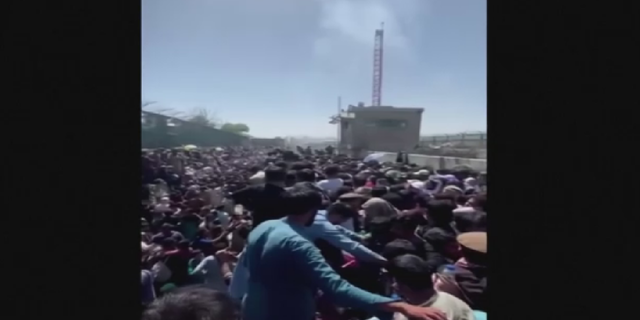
[241,186,446,320]
[229,199,386,301]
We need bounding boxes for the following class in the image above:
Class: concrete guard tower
[336,103,423,158]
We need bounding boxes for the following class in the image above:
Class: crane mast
[371,23,384,106]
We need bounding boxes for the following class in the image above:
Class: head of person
[422,227,461,260]
[376,177,390,187]
[425,199,456,226]
[290,161,310,171]
[467,192,487,212]
[381,239,420,261]
[453,207,487,233]
[396,190,418,211]
[371,186,388,198]
[324,165,340,178]
[352,175,367,187]
[389,214,419,239]
[415,169,430,181]
[274,161,288,170]
[457,232,487,265]
[285,171,297,187]
[362,197,398,221]
[325,202,355,225]
[388,254,435,300]
[285,185,323,226]
[142,286,240,320]
[296,168,316,183]
[354,186,372,198]
[264,165,286,187]
[442,185,464,198]
[338,192,366,210]
[236,224,251,242]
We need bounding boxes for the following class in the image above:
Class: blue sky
[142,0,486,138]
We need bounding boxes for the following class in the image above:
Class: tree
[185,108,221,128]
[141,101,185,118]
[141,101,157,109]
[220,123,250,134]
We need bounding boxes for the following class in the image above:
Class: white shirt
[316,178,344,195]
[394,292,476,320]
[191,256,228,292]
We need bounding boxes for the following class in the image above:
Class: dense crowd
[141,146,487,320]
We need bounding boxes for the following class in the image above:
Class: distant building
[336,105,423,157]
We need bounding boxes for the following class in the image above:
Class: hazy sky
[142,0,486,138]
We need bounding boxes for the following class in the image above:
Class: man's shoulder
[248,220,286,238]
[249,221,312,248]
[434,291,468,303]
[264,184,285,193]
[431,292,474,317]
[392,313,409,320]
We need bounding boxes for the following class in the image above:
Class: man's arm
[190,256,211,275]
[291,237,394,312]
[291,238,446,320]
[309,220,386,265]
[335,224,365,242]
[230,186,257,207]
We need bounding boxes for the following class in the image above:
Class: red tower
[371,23,384,107]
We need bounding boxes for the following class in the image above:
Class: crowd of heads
[141,145,487,320]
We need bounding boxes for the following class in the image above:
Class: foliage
[142,103,243,134]
[220,122,250,134]
[141,101,156,109]
[141,101,185,118]
[184,108,221,128]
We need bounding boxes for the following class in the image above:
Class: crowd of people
[141,146,487,320]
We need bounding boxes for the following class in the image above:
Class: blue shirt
[242,219,395,320]
[229,211,386,302]
[307,211,386,264]
[229,251,249,301]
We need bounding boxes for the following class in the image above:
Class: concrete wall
[250,137,285,148]
[420,132,487,148]
[341,107,422,153]
[370,152,487,171]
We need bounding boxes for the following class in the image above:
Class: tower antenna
[371,22,384,106]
